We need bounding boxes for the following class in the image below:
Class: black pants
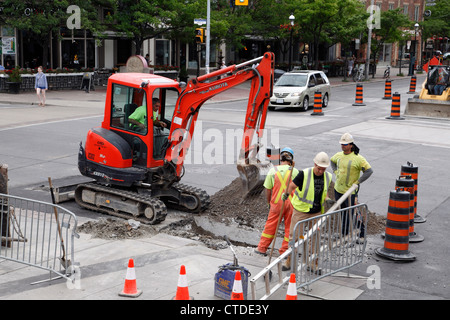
[334,190,365,238]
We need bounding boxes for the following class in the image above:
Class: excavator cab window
[426,66,449,96]
[111,84,148,134]
[152,88,178,159]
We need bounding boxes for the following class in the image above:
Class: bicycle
[383,66,390,79]
[352,64,365,82]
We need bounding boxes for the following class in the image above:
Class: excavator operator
[128,98,167,131]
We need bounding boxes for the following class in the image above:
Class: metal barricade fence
[250,184,369,300]
[0,193,79,284]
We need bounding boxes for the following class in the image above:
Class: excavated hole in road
[77,178,386,251]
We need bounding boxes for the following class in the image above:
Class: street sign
[194,18,207,25]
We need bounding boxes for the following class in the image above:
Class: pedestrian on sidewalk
[35,66,48,107]
[348,55,355,77]
[255,147,299,257]
[330,133,373,244]
[281,152,333,274]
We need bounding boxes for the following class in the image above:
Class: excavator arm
[165,52,275,196]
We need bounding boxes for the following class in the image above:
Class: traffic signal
[235,0,248,5]
[195,28,204,43]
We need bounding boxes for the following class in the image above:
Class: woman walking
[35,66,48,107]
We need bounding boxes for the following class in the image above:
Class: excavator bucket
[237,161,273,199]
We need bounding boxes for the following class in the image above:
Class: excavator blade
[237,161,273,199]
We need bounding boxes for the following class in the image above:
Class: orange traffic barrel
[311,91,324,116]
[386,92,404,120]
[401,162,426,223]
[352,84,366,106]
[382,79,392,100]
[375,189,416,261]
[407,76,417,94]
[395,175,424,243]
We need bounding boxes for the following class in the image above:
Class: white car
[268,70,331,111]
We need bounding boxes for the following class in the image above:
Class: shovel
[48,177,71,270]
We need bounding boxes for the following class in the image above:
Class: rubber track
[74,183,167,225]
[167,183,211,213]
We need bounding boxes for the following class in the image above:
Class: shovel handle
[224,235,231,246]
[48,177,66,257]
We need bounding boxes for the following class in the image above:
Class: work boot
[254,248,267,256]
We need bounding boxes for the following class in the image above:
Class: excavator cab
[79,74,182,187]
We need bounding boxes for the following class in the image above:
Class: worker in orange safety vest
[255,147,299,256]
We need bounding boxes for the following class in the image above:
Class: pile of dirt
[77,218,158,240]
[203,177,386,235]
[203,178,268,229]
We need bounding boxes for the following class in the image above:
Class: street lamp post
[288,14,295,71]
[414,22,419,74]
[409,22,419,76]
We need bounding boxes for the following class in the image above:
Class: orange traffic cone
[285,273,297,300]
[173,265,194,300]
[230,271,244,300]
[118,258,142,298]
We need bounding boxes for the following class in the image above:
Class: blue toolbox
[214,236,251,300]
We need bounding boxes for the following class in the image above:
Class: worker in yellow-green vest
[330,133,373,244]
[281,152,334,274]
[255,148,299,257]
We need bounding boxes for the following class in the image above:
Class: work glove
[281,193,289,201]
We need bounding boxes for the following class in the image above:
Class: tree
[370,8,411,70]
[292,0,366,69]
[421,0,450,52]
[105,0,200,56]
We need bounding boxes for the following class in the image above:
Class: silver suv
[268,70,331,111]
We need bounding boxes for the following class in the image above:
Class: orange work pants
[257,201,293,255]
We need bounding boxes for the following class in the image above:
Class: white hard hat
[339,133,354,144]
[314,152,330,168]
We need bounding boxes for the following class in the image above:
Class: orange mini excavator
[76,53,275,224]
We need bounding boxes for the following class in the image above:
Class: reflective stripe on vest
[273,166,293,204]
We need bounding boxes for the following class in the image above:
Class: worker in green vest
[281,152,334,274]
[331,132,373,244]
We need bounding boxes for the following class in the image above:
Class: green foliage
[8,66,22,83]
[421,0,450,40]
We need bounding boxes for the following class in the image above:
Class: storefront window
[155,38,170,66]
[60,27,94,69]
